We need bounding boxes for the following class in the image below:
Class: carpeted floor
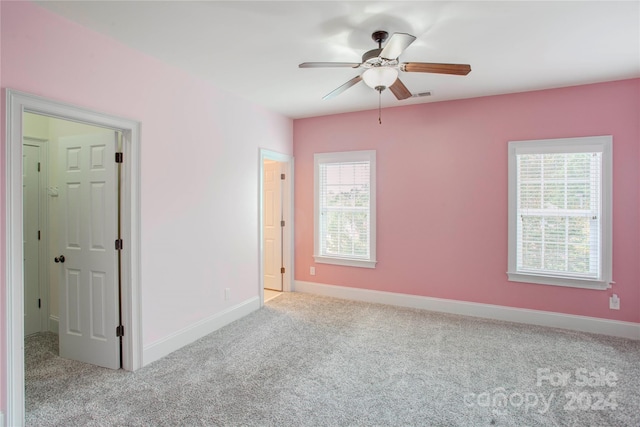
[25,292,640,426]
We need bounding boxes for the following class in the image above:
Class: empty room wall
[294,78,640,324]
[1,0,292,411]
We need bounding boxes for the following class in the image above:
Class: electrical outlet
[609,294,620,310]
[310,266,316,276]
[224,288,230,301]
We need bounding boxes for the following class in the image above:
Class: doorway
[259,149,294,306]
[4,89,143,426]
[23,137,49,337]
[263,159,284,293]
[23,113,123,369]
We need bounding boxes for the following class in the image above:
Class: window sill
[314,255,377,269]
[507,271,611,290]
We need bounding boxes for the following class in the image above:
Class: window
[508,136,612,289]
[314,150,376,268]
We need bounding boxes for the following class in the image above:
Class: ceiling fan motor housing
[362,49,382,64]
[362,49,399,68]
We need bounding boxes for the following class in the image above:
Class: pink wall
[0,1,292,412]
[294,79,640,324]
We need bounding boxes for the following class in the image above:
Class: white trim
[4,89,143,426]
[507,135,613,290]
[143,296,260,366]
[314,255,377,269]
[1,411,4,427]
[506,271,609,290]
[295,281,640,340]
[48,315,59,334]
[258,149,294,306]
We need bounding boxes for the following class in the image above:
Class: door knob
[54,255,65,263]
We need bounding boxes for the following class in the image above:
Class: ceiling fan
[299,30,471,101]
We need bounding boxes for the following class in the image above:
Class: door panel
[66,183,82,248]
[90,182,107,249]
[58,133,120,369]
[265,239,275,277]
[263,161,283,291]
[23,143,41,336]
[90,271,107,339]
[66,269,82,334]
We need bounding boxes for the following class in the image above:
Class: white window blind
[314,151,376,268]
[508,136,612,289]
[517,151,601,277]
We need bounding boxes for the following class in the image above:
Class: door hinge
[115,152,123,163]
[280,267,285,274]
[116,325,124,337]
[280,173,285,180]
[37,162,41,172]
[38,298,41,309]
[115,239,123,250]
[38,230,41,240]
[280,220,285,227]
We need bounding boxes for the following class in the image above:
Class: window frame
[507,136,613,290]
[314,150,377,268]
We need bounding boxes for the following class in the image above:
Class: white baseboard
[1,410,4,427]
[295,281,640,340]
[49,315,59,334]
[143,297,260,366]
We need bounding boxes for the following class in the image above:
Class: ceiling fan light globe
[362,67,398,89]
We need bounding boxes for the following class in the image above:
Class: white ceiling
[35,1,640,119]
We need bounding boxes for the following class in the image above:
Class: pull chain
[375,85,385,124]
[378,91,382,124]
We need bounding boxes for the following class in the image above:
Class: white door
[23,143,42,336]
[57,133,120,369]
[263,161,283,291]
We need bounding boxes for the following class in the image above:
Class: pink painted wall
[294,78,640,324]
[0,1,292,412]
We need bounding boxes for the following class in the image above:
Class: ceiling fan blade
[389,78,412,100]
[401,62,471,75]
[380,33,416,59]
[299,62,361,68]
[322,75,363,100]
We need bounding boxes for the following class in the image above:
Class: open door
[263,160,283,291]
[57,133,120,369]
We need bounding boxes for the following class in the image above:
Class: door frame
[4,89,143,425]
[22,137,50,335]
[258,149,294,306]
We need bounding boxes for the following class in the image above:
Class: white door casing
[263,161,283,291]
[6,90,142,426]
[23,143,42,336]
[259,149,294,307]
[57,133,120,369]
